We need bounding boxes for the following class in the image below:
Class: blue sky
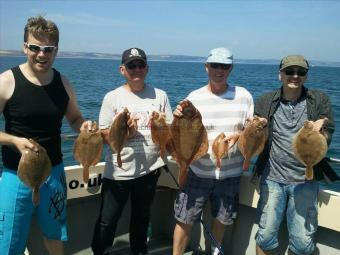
[1,0,339,61]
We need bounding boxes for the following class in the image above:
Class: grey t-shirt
[99,84,173,180]
[264,99,308,183]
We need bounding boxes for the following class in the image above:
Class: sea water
[0,56,339,191]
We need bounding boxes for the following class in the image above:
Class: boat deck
[24,161,340,255]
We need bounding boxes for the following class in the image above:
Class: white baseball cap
[206,47,233,64]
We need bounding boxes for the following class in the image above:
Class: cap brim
[123,56,147,64]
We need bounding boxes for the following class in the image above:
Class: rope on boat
[162,165,225,255]
[327,157,340,164]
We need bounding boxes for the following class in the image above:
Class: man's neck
[282,86,303,102]
[207,81,228,94]
[124,82,145,93]
[21,63,53,86]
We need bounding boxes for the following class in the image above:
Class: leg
[286,181,318,255]
[173,170,211,255]
[210,219,226,254]
[173,222,193,255]
[91,178,130,255]
[255,179,287,253]
[0,169,34,255]
[43,238,63,255]
[129,170,160,254]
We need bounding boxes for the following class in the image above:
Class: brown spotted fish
[171,100,208,187]
[108,108,130,167]
[238,116,268,171]
[212,133,239,169]
[18,139,52,205]
[292,118,328,180]
[150,111,173,160]
[74,121,103,183]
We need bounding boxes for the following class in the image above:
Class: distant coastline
[1,50,340,67]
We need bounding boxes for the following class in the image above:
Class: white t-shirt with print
[99,84,173,180]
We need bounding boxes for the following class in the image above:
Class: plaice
[74,121,103,183]
[108,108,130,168]
[238,116,268,171]
[150,111,174,160]
[292,118,328,180]
[170,100,208,187]
[18,139,52,205]
[212,132,239,169]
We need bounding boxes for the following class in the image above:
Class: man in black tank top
[0,16,91,255]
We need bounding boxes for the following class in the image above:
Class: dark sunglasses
[125,61,147,70]
[25,43,57,53]
[284,68,308,77]
[209,63,232,70]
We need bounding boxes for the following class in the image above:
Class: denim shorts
[174,170,240,225]
[255,179,318,255]
[0,163,68,255]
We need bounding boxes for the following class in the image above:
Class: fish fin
[243,160,250,171]
[32,188,40,205]
[192,129,209,161]
[83,166,90,183]
[305,166,314,180]
[117,153,122,167]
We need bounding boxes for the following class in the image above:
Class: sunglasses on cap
[284,68,308,77]
[25,43,57,54]
[125,61,147,70]
[209,63,232,70]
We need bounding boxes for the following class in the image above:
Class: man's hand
[13,137,37,154]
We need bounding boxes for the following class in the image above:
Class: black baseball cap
[122,48,147,64]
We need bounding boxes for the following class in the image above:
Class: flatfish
[171,100,208,187]
[74,121,103,183]
[292,118,328,180]
[108,108,130,167]
[212,133,239,169]
[150,111,173,160]
[18,139,52,205]
[238,116,268,170]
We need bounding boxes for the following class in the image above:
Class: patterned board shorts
[174,170,240,225]
[0,163,68,255]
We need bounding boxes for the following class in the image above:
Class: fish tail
[216,158,221,169]
[83,166,90,183]
[32,188,40,205]
[243,160,250,171]
[178,164,188,188]
[117,153,122,167]
[160,145,165,159]
[305,166,314,180]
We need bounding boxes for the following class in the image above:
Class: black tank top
[2,66,69,169]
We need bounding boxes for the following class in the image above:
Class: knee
[290,237,315,255]
[255,229,279,251]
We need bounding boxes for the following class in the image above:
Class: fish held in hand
[238,116,268,171]
[150,111,173,160]
[74,121,103,183]
[212,133,239,169]
[108,108,130,168]
[18,139,52,205]
[292,118,328,180]
[171,100,208,187]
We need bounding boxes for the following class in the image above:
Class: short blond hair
[24,16,59,45]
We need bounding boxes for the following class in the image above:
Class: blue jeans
[255,179,318,255]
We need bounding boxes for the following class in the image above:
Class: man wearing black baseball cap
[91,48,173,255]
[253,55,337,255]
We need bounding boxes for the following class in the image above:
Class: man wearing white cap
[172,48,254,255]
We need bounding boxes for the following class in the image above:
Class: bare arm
[62,75,90,132]
[0,70,36,153]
